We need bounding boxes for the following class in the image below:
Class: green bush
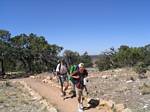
[134,62,147,74]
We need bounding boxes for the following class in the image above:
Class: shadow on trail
[63,95,76,100]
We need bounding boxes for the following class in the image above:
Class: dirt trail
[22,78,97,112]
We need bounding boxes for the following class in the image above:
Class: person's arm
[71,71,79,79]
[56,64,60,75]
[72,75,79,79]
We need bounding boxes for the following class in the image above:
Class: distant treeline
[0,29,92,76]
[96,45,150,72]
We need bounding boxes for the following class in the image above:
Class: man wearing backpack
[56,59,69,96]
[71,63,88,110]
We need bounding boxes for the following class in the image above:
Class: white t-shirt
[56,63,67,74]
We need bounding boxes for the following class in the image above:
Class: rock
[86,98,92,103]
[115,104,125,112]
[139,83,150,95]
[98,106,113,112]
[122,108,132,112]
[99,100,115,109]
[47,80,53,84]
[36,75,42,79]
[46,76,52,80]
[114,69,122,72]
[143,104,148,109]
[49,107,58,112]
[130,76,135,81]
[99,108,112,112]
[42,79,48,83]
[30,76,35,79]
[114,75,117,77]
[53,78,59,83]
[40,105,47,111]
[102,75,108,79]
[139,73,147,79]
[0,105,4,109]
[126,80,133,83]
[116,86,129,93]
[105,100,115,108]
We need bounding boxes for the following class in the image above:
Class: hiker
[71,63,88,110]
[56,59,69,96]
[69,63,79,98]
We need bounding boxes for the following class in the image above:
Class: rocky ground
[87,68,150,112]
[0,81,56,112]
[1,68,150,112]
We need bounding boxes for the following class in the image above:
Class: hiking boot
[60,93,64,97]
[86,91,89,95]
[60,92,66,97]
[63,91,66,96]
[78,103,83,110]
[78,108,84,112]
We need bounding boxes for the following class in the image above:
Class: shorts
[75,82,84,96]
[83,78,88,86]
[58,74,68,87]
[68,76,77,84]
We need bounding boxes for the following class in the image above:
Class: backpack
[68,65,78,82]
[69,65,78,74]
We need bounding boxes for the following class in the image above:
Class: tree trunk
[27,60,32,73]
[0,59,5,75]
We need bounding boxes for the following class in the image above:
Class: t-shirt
[71,69,88,89]
[56,63,67,75]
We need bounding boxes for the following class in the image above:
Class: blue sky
[1,0,150,55]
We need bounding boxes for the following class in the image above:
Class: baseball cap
[78,63,84,68]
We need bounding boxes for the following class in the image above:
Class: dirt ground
[87,68,150,112]
[1,68,150,112]
[24,68,150,112]
[0,81,50,112]
[22,78,97,112]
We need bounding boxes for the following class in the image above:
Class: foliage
[0,29,11,75]
[96,45,150,71]
[63,50,80,66]
[134,62,146,74]
[0,30,63,76]
[80,52,93,67]
[96,47,117,71]
[63,50,93,67]
[1,29,150,75]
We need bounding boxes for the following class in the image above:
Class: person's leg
[83,78,88,95]
[84,85,88,94]
[64,81,69,92]
[77,88,83,109]
[58,76,64,96]
[63,75,69,95]
[72,82,76,96]
[70,80,76,97]
[78,93,81,103]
